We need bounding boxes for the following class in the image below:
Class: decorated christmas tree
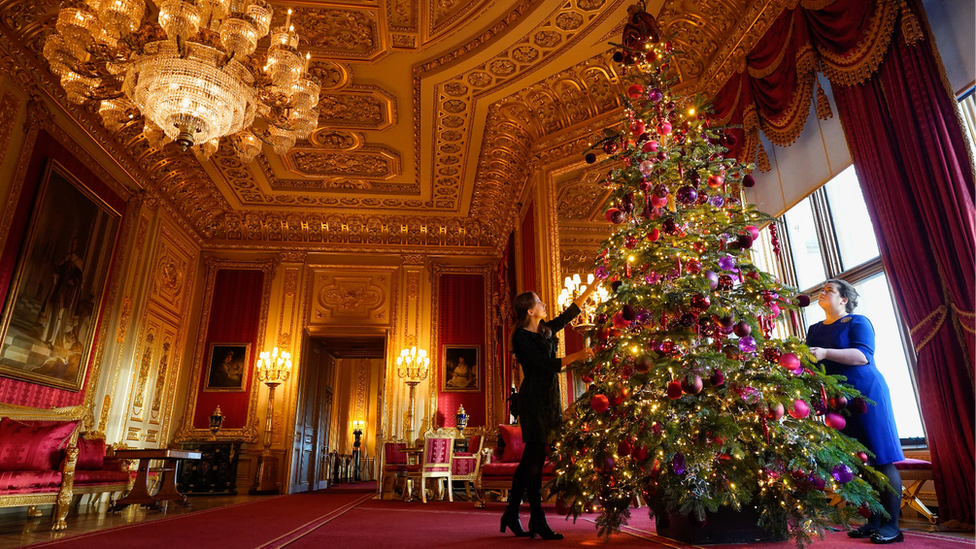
[549,4,886,546]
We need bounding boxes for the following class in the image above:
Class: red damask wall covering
[192,269,265,429]
[0,131,126,406]
[437,273,486,428]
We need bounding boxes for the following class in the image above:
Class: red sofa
[473,425,555,507]
[0,404,130,530]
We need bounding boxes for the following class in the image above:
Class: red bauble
[631,120,646,135]
[733,321,751,338]
[743,174,756,187]
[796,294,811,307]
[590,394,610,413]
[556,498,573,516]
[680,375,703,395]
[613,311,631,328]
[849,397,868,415]
[710,370,725,386]
[647,228,660,241]
[789,399,810,419]
[631,445,648,461]
[778,353,800,371]
[857,451,869,464]
[666,382,683,399]
[609,391,625,407]
[627,84,644,99]
[635,356,652,373]
[686,258,702,274]
[603,141,618,154]
[769,402,785,420]
[707,174,725,188]
[824,412,847,430]
[712,435,726,446]
[624,235,638,249]
[690,294,710,311]
[858,504,872,519]
[605,208,621,223]
[617,440,632,457]
[828,394,849,410]
[658,121,672,135]
[643,140,659,153]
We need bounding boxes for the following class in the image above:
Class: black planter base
[654,505,787,545]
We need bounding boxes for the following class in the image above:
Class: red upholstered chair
[451,427,486,500]
[405,428,455,503]
[379,439,407,499]
[894,458,938,524]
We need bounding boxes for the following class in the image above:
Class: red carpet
[21,486,972,549]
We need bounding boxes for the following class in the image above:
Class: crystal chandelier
[42,0,321,162]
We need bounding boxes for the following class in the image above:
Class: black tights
[507,441,547,519]
[868,463,903,536]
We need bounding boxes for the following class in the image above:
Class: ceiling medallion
[43,0,322,162]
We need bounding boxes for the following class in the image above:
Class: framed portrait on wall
[204,343,250,392]
[442,345,480,393]
[0,159,122,391]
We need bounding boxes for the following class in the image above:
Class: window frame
[774,176,926,448]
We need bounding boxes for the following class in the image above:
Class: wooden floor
[0,491,970,548]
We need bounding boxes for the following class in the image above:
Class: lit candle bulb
[285,8,292,29]
[304,52,310,73]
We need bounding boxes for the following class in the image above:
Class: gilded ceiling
[0,0,793,254]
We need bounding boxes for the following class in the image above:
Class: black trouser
[507,440,547,519]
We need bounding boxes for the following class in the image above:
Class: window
[778,166,926,443]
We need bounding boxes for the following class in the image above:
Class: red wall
[437,274,486,428]
[0,131,126,406]
[520,204,537,292]
[192,269,265,429]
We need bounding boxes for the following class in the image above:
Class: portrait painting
[204,343,250,392]
[0,159,121,391]
[442,345,480,393]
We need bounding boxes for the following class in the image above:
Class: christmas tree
[549,5,886,547]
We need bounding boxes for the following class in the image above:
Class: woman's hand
[809,347,827,361]
[562,347,595,369]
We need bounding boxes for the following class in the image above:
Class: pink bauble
[778,352,801,371]
[658,121,672,135]
[590,394,610,413]
[769,402,785,420]
[744,225,760,240]
[643,140,659,153]
[613,311,631,328]
[824,412,847,430]
[789,399,810,419]
[631,120,646,135]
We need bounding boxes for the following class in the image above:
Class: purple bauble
[672,452,686,475]
[738,336,757,353]
[709,195,725,207]
[718,256,736,271]
[676,185,698,206]
[595,265,609,280]
[832,464,854,484]
[648,88,663,102]
[808,474,826,491]
[704,270,719,290]
[645,271,662,284]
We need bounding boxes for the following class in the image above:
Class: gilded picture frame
[442,345,480,393]
[0,159,122,391]
[203,342,250,392]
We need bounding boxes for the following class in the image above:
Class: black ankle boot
[528,515,563,540]
[500,509,529,537]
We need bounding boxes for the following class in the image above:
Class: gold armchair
[404,428,455,503]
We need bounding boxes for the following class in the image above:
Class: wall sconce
[209,406,225,440]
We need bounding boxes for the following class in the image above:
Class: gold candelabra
[557,273,609,329]
[250,346,291,494]
[396,346,429,444]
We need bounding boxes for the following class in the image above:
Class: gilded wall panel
[309,269,393,326]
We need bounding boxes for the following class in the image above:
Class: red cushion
[452,456,477,476]
[0,470,62,492]
[498,424,524,463]
[468,435,482,453]
[76,437,105,470]
[0,419,78,471]
[482,460,554,477]
[406,464,451,473]
[74,469,130,484]
[385,443,407,465]
[894,458,932,470]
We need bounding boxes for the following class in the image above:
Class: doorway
[288,332,385,493]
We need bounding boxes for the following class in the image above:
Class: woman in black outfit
[501,288,595,540]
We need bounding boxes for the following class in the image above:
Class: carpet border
[258,492,375,549]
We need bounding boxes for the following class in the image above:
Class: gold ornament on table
[395,346,429,444]
[42,0,321,162]
[557,273,609,328]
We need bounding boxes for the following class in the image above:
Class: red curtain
[437,274,487,428]
[832,17,975,526]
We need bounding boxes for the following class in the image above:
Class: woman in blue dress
[807,279,904,545]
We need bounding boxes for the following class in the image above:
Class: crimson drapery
[832,13,975,525]
[712,0,905,170]
[710,0,975,526]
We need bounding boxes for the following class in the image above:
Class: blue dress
[806,314,904,464]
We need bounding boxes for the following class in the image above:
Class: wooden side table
[110,449,202,511]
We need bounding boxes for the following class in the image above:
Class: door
[289,337,321,493]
